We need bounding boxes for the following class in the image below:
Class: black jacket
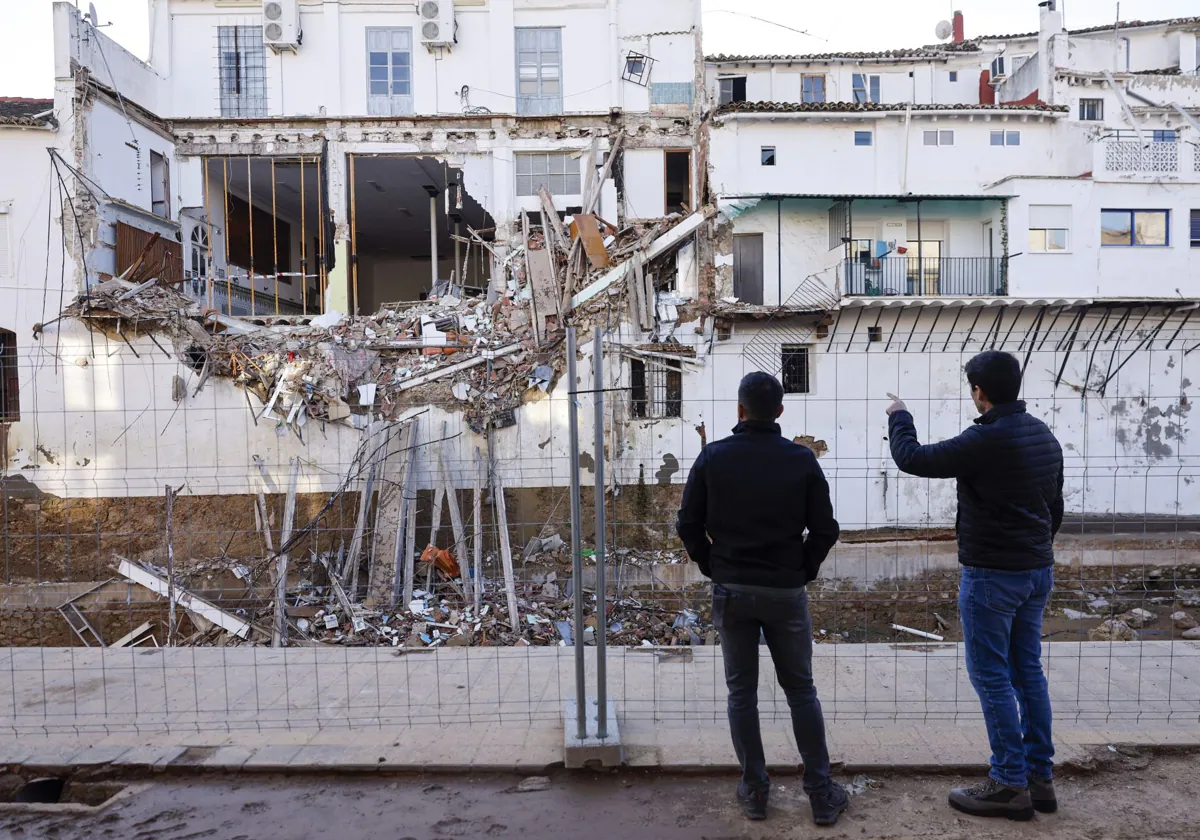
[675,420,840,588]
[888,401,1064,571]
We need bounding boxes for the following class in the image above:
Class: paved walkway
[0,642,1196,772]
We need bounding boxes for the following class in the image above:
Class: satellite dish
[87,2,99,26]
[935,20,953,40]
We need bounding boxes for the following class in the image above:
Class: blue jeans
[713,584,832,795]
[959,565,1055,788]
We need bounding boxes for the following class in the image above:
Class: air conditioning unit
[990,56,1008,82]
[419,0,456,48]
[262,0,301,52]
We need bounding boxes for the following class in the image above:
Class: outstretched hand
[885,393,908,416]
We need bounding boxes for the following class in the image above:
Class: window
[516,28,562,115]
[366,28,413,116]
[923,130,954,146]
[949,71,958,82]
[630,358,682,419]
[515,152,581,196]
[781,346,811,394]
[718,76,747,105]
[0,210,10,281]
[990,130,1021,146]
[854,131,873,146]
[622,52,653,86]
[802,74,826,103]
[1152,130,1178,143]
[149,150,169,217]
[760,146,776,166]
[1028,205,1070,252]
[218,26,267,117]
[1101,209,1170,247]
[852,73,880,104]
[664,150,691,214]
[1192,210,1200,248]
[867,325,883,342]
[189,226,209,277]
[0,329,17,423]
[733,234,764,305]
[1079,98,1104,121]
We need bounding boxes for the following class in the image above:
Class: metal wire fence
[3,301,1200,735]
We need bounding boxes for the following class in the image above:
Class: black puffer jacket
[888,401,1064,571]
[676,420,840,588]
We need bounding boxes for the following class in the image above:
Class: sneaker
[809,781,849,826]
[948,777,1035,821]
[1028,776,1057,814]
[737,786,768,821]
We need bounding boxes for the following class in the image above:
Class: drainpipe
[901,102,913,193]
[426,185,440,292]
[1103,69,1144,147]
[777,198,782,305]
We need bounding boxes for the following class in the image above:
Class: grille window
[630,358,682,418]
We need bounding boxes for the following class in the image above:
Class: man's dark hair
[738,372,784,421]
[965,350,1022,404]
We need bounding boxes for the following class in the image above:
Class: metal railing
[843,256,1007,297]
[183,274,310,317]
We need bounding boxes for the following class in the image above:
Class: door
[906,240,941,295]
[664,150,692,215]
[733,234,764,305]
[982,221,996,294]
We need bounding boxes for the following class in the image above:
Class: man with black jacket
[887,350,1064,822]
[677,372,848,826]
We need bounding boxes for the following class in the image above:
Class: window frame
[630,357,682,419]
[515,27,563,116]
[923,129,955,146]
[189,225,210,277]
[1100,209,1171,248]
[1079,98,1104,121]
[990,130,1021,147]
[948,70,958,82]
[1191,209,1200,248]
[718,76,747,105]
[801,74,826,104]
[1151,129,1179,143]
[217,25,267,118]
[514,152,582,197]
[854,130,873,147]
[851,73,880,104]
[760,146,777,166]
[781,345,812,395]
[366,27,414,117]
[0,328,17,423]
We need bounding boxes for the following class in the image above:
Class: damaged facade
[4,1,1200,648]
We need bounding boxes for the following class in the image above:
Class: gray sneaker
[948,777,1035,821]
[1028,776,1057,814]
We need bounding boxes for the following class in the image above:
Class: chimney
[952,10,965,43]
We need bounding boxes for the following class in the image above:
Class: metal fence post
[566,327,587,740]
[592,326,608,738]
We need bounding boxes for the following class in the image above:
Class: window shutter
[1190,209,1200,242]
[1029,205,1070,229]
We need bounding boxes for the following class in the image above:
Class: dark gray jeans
[713,583,832,795]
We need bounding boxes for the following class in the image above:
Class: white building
[3,0,1200,544]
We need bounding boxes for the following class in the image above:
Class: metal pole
[592,326,608,738]
[164,484,177,646]
[567,327,587,740]
[430,193,439,293]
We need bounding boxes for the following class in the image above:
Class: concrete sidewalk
[0,642,1196,773]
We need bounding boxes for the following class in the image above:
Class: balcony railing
[183,275,311,318]
[1105,138,1179,173]
[843,257,1007,297]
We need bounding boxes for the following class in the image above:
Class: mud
[0,749,1195,839]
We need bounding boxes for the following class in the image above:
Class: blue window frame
[802,74,826,103]
[949,71,958,82]
[854,131,872,146]
[852,73,880,104]
[1100,209,1170,247]
[1152,129,1178,142]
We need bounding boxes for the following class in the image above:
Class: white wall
[155,0,697,119]
[709,113,1086,198]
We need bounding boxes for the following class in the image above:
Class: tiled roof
[707,45,979,63]
[975,16,1200,41]
[0,98,56,127]
[717,101,1069,115]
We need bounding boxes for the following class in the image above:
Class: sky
[1,0,1198,99]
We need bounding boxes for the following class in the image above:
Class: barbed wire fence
[1,302,1199,737]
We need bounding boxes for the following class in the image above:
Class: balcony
[843,257,1007,297]
[1104,134,1179,174]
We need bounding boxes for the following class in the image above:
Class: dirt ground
[0,748,1194,840]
